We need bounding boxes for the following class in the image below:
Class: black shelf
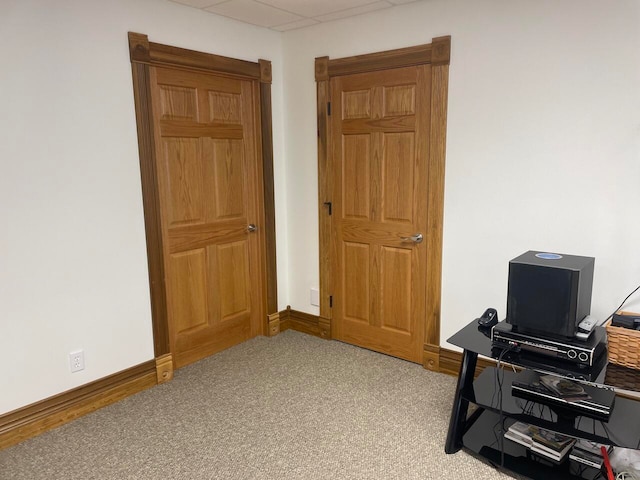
[463,410,601,480]
[467,368,640,449]
[445,319,640,480]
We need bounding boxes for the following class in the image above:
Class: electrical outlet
[69,350,85,373]
[310,287,320,307]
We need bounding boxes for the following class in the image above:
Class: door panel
[380,246,412,332]
[162,138,203,226]
[342,134,371,219]
[158,86,197,121]
[151,66,264,368]
[215,240,251,321]
[343,241,370,323]
[383,84,415,116]
[210,139,246,219]
[331,66,431,363]
[382,132,415,223]
[168,249,208,332]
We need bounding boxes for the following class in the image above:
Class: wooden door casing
[129,32,277,372]
[317,38,450,367]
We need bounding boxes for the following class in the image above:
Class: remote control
[477,308,498,327]
[578,315,597,333]
[575,331,592,341]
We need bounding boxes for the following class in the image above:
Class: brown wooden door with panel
[150,66,265,368]
[330,66,431,363]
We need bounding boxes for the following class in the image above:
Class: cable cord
[617,472,640,480]
[495,345,516,467]
[605,283,640,323]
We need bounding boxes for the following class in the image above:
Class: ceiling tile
[313,1,392,23]
[205,0,303,27]
[170,0,227,8]
[272,18,320,32]
[257,0,381,18]
[167,0,426,32]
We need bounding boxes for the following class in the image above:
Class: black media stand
[445,320,640,480]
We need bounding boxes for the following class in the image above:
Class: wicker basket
[606,311,640,370]
[604,363,640,391]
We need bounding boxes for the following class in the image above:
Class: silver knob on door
[247,224,257,233]
[400,233,423,244]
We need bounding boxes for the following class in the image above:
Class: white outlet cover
[310,287,320,307]
[69,350,85,373]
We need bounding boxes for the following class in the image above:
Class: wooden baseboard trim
[277,316,486,375]
[267,311,281,337]
[423,343,441,371]
[0,359,157,450]
[429,345,497,377]
[0,335,486,450]
[155,354,174,384]
[276,315,492,376]
[278,306,331,339]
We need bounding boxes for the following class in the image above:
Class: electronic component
[492,321,606,367]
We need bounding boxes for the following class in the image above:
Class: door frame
[128,32,277,371]
[315,37,450,369]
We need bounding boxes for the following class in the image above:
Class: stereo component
[492,321,606,367]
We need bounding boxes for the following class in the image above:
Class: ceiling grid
[170,0,421,31]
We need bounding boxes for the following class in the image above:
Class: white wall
[281,0,640,345]
[0,0,285,414]
[2,0,640,417]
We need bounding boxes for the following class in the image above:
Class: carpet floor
[0,330,518,479]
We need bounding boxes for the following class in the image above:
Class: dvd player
[511,369,615,421]
[491,321,606,367]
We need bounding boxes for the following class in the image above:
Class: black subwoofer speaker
[506,251,595,339]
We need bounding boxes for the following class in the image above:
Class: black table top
[447,319,640,395]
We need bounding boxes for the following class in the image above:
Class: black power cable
[495,344,517,467]
[604,284,640,323]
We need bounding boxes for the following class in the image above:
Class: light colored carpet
[0,331,518,479]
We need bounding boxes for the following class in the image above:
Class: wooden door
[329,65,432,363]
[150,66,265,368]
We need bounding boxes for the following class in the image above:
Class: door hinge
[327,101,331,116]
[323,201,332,215]
[329,295,333,308]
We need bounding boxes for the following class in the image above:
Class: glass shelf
[467,367,640,449]
[445,319,640,479]
[462,410,601,480]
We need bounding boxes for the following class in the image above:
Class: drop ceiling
[170,0,422,31]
